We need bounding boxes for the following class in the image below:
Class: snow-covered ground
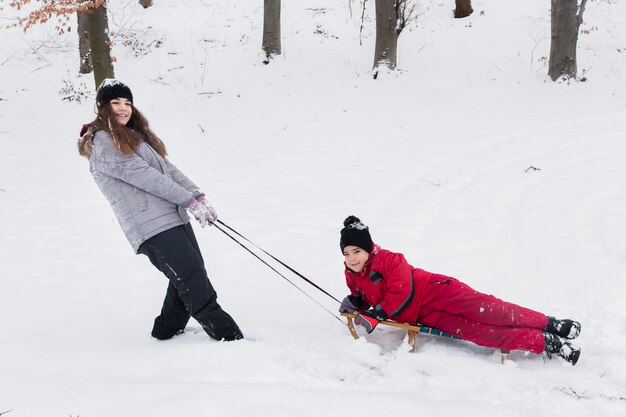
[1,0,626,415]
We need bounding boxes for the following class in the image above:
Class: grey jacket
[89,130,202,253]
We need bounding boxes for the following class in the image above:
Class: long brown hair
[78,103,167,158]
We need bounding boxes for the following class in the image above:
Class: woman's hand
[187,197,218,227]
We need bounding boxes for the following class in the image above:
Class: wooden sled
[341,312,511,363]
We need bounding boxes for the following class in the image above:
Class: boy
[339,216,581,365]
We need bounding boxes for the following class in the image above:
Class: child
[78,79,243,342]
[338,216,581,365]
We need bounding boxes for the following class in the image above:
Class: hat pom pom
[343,215,361,227]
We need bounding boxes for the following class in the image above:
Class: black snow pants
[138,223,243,341]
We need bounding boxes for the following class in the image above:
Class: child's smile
[110,98,132,126]
[343,245,369,273]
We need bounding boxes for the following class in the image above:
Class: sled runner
[341,312,511,363]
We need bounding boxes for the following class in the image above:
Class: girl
[78,79,243,342]
[338,215,581,365]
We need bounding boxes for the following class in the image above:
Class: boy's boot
[546,316,581,340]
[544,332,581,366]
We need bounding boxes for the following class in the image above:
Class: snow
[1,0,626,415]
[99,78,125,88]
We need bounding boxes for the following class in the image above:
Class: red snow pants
[416,275,548,354]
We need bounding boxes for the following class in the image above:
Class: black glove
[371,304,389,321]
[339,295,365,313]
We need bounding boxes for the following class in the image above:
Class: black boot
[546,316,581,339]
[544,332,581,366]
[195,301,244,341]
[151,320,185,340]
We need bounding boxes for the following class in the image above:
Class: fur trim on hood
[77,123,96,157]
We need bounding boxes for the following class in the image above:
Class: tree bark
[454,0,473,18]
[548,0,586,80]
[85,3,115,88]
[77,10,93,74]
[373,0,398,76]
[262,0,281,61]
[139,0,153,8]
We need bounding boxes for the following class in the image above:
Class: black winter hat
[96,79,133,108]
[340,215,373,253]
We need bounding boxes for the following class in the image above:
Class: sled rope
[216,220,342,304]
[214,221,343,323]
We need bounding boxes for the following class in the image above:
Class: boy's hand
[354,311,380,333]
[372,304,389,321]
[339,295,364,313]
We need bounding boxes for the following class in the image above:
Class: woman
[338,215,581,365]
[78,79,243,342]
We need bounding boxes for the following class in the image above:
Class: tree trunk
[373,0,398,76]
[262,0,281,61]
[77,10,93,74]
[454,0,473,18]
[548,0,586,80]
[85,3,115,88]
[139,0,153,8]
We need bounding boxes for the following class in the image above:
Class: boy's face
[343,245,369,273]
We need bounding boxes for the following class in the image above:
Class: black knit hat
[96,79,133,108]
[340,215,373,253]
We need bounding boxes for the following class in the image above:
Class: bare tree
[77,10,93,74]
[454,0,473,18]
[548,0,588,80]
[372,0,415,78]
[373,0,398,74]
[85,3,115,87]
[262,0,281,62]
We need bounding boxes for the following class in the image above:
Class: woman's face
[109,98,132,126]
[343,245,370,273]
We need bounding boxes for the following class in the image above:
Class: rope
[217,220,342,304]
[213,222,344,323]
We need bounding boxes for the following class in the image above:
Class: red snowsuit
[344,244,548,354]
